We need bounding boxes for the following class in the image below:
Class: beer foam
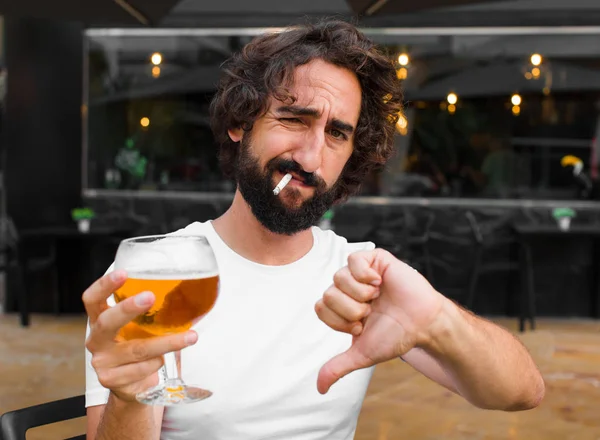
[126,270,219,280]
[115,235,219,275]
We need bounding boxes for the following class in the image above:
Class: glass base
[136,379,212,406]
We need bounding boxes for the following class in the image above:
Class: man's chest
[182,267,348,385]
[162,267,372,439]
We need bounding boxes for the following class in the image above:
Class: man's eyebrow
[330,119,355,135]
[276,105,320,117]
[276,105,355,134]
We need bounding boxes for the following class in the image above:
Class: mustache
[267,158,323,188]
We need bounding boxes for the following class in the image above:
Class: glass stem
[163,350,183,386]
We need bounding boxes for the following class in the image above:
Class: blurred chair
[367,207,434,277]
[464,211,520,313]
[0,394,85,440]
[424,209,479,300]
[425,209,521,320]
[0,216,58,327]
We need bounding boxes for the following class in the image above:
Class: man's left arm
[401,299,544,411]
[315,249,545,412]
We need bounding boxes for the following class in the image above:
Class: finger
[91,291,156,346]
[82,270,128,322]
[96,356,164,390]
[315,299,363,336]
[118,321,155,341]
[333,267,380,303]
[347,252,382,286]
[109,331,198,367]
[322,286,371,323]
[317,346,374,394]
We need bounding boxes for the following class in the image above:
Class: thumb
[317,346,374,394]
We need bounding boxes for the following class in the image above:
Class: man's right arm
[87,397,163,440]
[83,271,197,440]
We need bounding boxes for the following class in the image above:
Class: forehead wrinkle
[269,60,362,127]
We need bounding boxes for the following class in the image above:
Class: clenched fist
[315,249,444,394]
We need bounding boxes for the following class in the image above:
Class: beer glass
[113,234,219,405]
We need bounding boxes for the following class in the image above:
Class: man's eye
[330,129,346,140]
[281,118,301,123]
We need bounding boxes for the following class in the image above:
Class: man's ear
[228,128,243,143]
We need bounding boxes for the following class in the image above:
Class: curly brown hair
[210,18,403,202]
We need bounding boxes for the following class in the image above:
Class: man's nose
[291,130,325,174]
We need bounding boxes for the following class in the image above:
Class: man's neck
[211,190,314,266]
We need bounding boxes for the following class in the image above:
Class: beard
[234,134,339,236]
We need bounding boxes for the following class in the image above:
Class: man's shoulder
[169,221,213,236]
[313,226,375,260]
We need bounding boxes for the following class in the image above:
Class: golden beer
[114,272,219,339]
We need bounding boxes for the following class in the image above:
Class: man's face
[228,59,362,235]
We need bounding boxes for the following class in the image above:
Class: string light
[398,53,410,66]
[396,114,408,135]
[396,67,408,80]
[530,53,542,66]
[151,52,163,65]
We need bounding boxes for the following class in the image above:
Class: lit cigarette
[273,173,292,195]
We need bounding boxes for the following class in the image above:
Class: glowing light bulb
[151,52,162,65]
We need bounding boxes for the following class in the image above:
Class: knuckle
[98,370,112,385]
[94,314,108,334]
[130,341,149,361]
[329,322,343,332]
[335,267,352,285]
[90,352,111,371]
[90,354,102,371]
[348,309,363,322]
[314,300,324,315]
[347,252,360,265]
[349,304,369,322]
[82,293,97,315]
[85,336,97,353]
[83,276,107,303]
[322,289,337,307]
[332,270,344,286]
[342,323,355,333]
[333,320,352,333]
[81,289,91,306]
[360,303,372,318]
[97,369,116,388]
[356,287,373,302]
[378,248,392,259]
[97,273,112,290]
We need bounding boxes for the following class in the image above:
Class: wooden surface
[1,314,599,439]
